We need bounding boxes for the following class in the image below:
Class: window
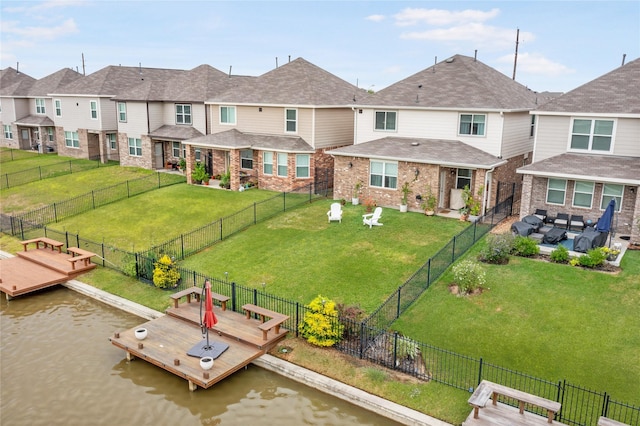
[128,137,142,156]
[546,178,566,205]
[601,184,623,212]
[65,131,79,148]
[176,104,192,125]
[277,152,288,177]
[118,102,127,122]
[90,100,98,119]
[35,98,46,114]
[285,109,297,132]
[375,111,397,131]
[456,169,472,189]
[530,114,536,137]
[570,119,613,152]
[107,133,117,150]
[459,114,486,136]
[263,152,273,175]
[47,127,54,142]
[172,142,181,157]
[55,99,62,117]
[572,181,594,208]
[195,148,201,161]
[220,106,236,124]
[4,125,13,139]
[296,154,310,178]
[241,149,253,169]
[370,160,398,189]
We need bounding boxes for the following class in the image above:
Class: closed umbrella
[201,280,217,350]
[596,199,616,233]
[187,280,228,359]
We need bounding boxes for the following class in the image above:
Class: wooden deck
[462,401,568,426]
[0,244,96,299]
[111,298,289,391]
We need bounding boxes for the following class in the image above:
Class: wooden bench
[21,237,64,253]
[170,286,230,311]
[468,380,561,424]
[598,416,630,426]
[66,247,96,270]
[242,304,289,340]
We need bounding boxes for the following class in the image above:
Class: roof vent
[445,57,455,63]
[411,142,420,146]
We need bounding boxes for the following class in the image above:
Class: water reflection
[1,287,400,425]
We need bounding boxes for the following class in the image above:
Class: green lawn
[180,201,469,312]
[393,240,640,404]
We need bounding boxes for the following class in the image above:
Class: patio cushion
[522,215,544,231]
[543,228,567,244]
[511,221,535,237]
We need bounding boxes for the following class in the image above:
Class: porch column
[229,149,240,190]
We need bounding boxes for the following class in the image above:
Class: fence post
[283,192,286,211]
[39,166,42,180]
[473,220,477,242]
[601,392,610,418]
[220,218,223,240]
[253,288,258,306]
[180,234,185,260]
[452,236,456,263]
[254,202,257,225]
[54,203,58,223]
[393,331,399,369]
[193,270,197,287]
[359,321,365,359]
[396,287,401,320]
[101,243,105,267]
[127,180,130,198]
[231,282,237,312]
[158,172,161,188]
[92,191,95,210]
[477,357,483,385]
[4,173,8,189]
[426,258,431,286]
[295,302,300,337]
[134,252,139,278]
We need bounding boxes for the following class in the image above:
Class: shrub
[394,335,420,361]
[298,295,344,347]
[577,248,607,268]
[336,303,366,338]
[478,233,513,264]
[512,236,540,257]
[452,260,486,294]
[152,254,181,289]
[121,255,138,277]
[550,245,570,263]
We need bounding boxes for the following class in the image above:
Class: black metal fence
[0,147,52,162]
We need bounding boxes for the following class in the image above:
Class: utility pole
[82,53,86,76]
[512,28,519,80]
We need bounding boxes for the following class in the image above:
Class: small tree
[152,254,180,289]
[298,295,344,347]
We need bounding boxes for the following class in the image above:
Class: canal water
[0,287,400,426]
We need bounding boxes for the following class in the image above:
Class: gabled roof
[517,153,640,185]
[535,57,640,115]
[15,115,54,126]
[49,65,186,97]
[149,125,204,141]
[207,57,362,106]
[0,67,36,96]
[358,54,540,111]
[25,68,84,97]
[327,136,506,169]
[184,128,314,153]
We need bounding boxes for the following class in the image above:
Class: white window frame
[128,137,142,156]
[241,149,253,169]
[369,160,398,189]
[176,104,192,125]
[35,98,46,115]
[65,131,79,148]
[220,106,236,125]
[601,184,623,212]
[4,125,13,139]
[47,127,54,142]
[118,102,127,122]
[546,178,567,205]
[195,148,201,161]
[459,113,486,136]
[107,133,117,150]
[530,114,536,137]
[90,100,98,119]
[572,181,594,208]
[285,109,297,133]
[55,99,62,117]
[374,110,397,131]
[277,152,288,177]
[295,154,310,178]
[456,169,472,190]
[172,142,181,158]
[569,118,614,153]
[263,152,273,175]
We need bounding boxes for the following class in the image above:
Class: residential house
[48,65,185,162]
[183,57,363,192]
[0,67,37,149]
[518,57,640,244]
[328,54,544,214]
[112,64,233,169]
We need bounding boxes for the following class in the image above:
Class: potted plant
[192,162,208,184]
[352,181,363,205]
[400,182,411,212]
[420,187,438,216]
[219,170,231,189]
[178,158,186,173]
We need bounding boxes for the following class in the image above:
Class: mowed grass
[180,201,469,312]
[393,240,640,404]
[0,150,63,174]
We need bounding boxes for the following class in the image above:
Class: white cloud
[2,18,78,40]
[497,52,575,76]
[366,14,385,22]
[394,8,500,27]
[401,23,532,51]
[3,0,86,14]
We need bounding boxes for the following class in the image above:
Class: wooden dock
[462,401,568,426]
[0,239,96,299]
[110,296,289,391]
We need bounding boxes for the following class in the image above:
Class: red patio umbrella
[202,280,217,349]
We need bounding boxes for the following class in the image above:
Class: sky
[1,0,639,93]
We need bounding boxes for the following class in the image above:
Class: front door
[154,143,163,169]
[21,129,31,149]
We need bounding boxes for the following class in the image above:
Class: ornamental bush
[152,254,181,289]
[550,245,570,263]
[577,248,607,268]
[511,236,540,257]
[478,233,513,264]
[298,295,344,347]
[452,260,486,294]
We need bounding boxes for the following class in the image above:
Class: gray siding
[532,115,571,162]
[314,108,354,149]
[501,111,534,159]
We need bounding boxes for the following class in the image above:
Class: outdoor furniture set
[326,204,383,228]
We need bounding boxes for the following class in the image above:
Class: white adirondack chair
[363,207,383,228]
[327,202,343,223]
